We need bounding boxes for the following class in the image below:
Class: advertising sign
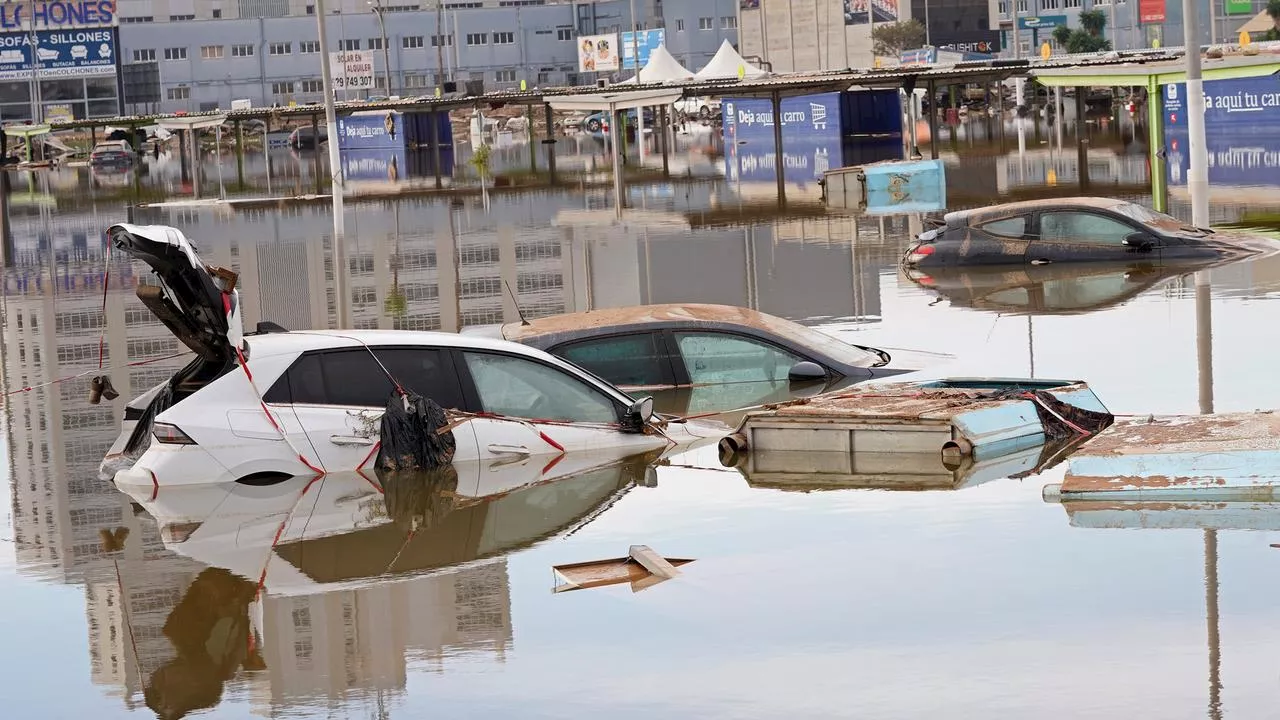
[620,28,664,70]
[1163,75,1280,130]
[844,0,899,25]
[337,111,404,150]
[1017,15,1066,29]
[342,146,408,182]
[330,50,374,92]
[0,1,117,29]
[44,102,71,122]
[723,92,842,143]
[1225,0,1253,13]
[0,26,114,79]
[1138,0,1166,23]
[576,33,617,73]
[1166,131,1280,188]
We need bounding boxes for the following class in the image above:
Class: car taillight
[906,244,935,265]
[154,422,196,445]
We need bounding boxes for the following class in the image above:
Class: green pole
[1147,75,1167,213]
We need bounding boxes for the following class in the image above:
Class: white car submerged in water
[101,223,726,489]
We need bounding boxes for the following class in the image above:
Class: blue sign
[0,1,116,29]
[722,92,842,144]
[1165,130,1280,188]
[341,146,408,182]
[0,27,115,80]
[1163,75,1280,130]
[620,29,664,70]
[337,111,405,151]
[900,48,935,66]
[725,137,843,188]
[1018,15,1066,29]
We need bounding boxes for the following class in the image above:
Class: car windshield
[1111,202,1208,234]
[750,313,888,368]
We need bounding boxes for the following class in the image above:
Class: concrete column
[770,91,785,204]
[609,107,624,216]
[430,109,444,189]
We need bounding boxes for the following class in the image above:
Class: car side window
[462,352,618,424]
[552,333,668,387]
[672,332,805,384]
[266,348,464,409]
[1039,212,1136,245]
[979,216,1029,238]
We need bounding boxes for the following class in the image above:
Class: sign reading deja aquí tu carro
[0,1,117,29]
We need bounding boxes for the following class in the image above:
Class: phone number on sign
[334,75,374,89]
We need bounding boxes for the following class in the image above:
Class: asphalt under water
[5,121,1280,718]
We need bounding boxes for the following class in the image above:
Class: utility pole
[1183,0,1208,228]
[1109,0,1117,50]
[437,0,446,84]
[1012,1,1021,59]
[369,0,393,94]
[28,22,40,123]
[629,0,641,79]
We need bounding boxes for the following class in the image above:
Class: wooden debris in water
[552,546,693,594]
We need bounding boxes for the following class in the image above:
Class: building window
[493,31,515,44]
[404,74,429,88]
[537,70,550,83]
[698,17,712,30]
[1016,0,1028,11]
[270,42,292,55]
[300,40,320,53]
[404,35,425,48]
[495,69,516,82]
[231,44,254,57]
[212,9,222,18]
[466,32,487,45]
[1041,0,1059,7]
[722,16,737,29]
[166,86,189,100]
[557,28,572,41]
[1064,0,1081,7]
[169,14,194,21]
[998,0,1009,15]
[300,79,324,93]
[132,49,156,62]
[341,39,361,51]
[121,15,154,23]
[272,81,294,95]
[676,19,684,31]
[201,45,224,59]
[368,37,383,50]
[431,34,453,46]
[164,47,187,60]
[306,4,315,14]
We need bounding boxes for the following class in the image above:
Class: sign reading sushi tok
[0,26,115,79]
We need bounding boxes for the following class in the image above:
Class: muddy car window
[979,216,1028,238]
[273,349,464,408]
[463,352,618,423]
[1040,212,1134,245]
[674,332,804,385]
[554,334,667,387]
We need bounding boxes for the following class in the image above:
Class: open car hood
[108,223,243,362]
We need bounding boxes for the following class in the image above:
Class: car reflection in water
[115,450,670,718]
[903,260,1231,316]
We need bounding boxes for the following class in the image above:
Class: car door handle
[1030,258,1053,265]
[487,444,531,456]
[330,435,375,446]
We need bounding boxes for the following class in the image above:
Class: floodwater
[7,113,1280,719]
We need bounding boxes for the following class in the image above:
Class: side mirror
[788,361,828,382]
[621,396,654,433]
[1122,233,1156,251]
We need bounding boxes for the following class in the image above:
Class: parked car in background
[89,140,135,168]
[288,125,327,150]
[675,96,720,119]
[465,304,923,415]
[101,225,724,488]
[903,198,1273,269]
[581,108,656,134]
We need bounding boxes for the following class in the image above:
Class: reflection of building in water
[251,562,512,714]
[994,149,1151,193]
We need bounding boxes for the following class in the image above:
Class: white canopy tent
[616,44,696,85]
[694,40,769,81]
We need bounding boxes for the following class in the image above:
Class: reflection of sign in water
[576,32,618,73]
[620,29,664,70]
[0,27,115,79]
[342,147,406,182]
[1166,131,1280,188]
[727,138,842,187]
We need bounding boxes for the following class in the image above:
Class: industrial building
[0,0,739,120]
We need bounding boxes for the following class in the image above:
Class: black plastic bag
[378,465,461,532]
[375,391,457,472]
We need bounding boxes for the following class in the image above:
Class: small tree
[871,20,927,57]
[1269,0,1280,28]
[1052,25,1072,47]
[1056,11,1111,53]
[1078,9,1107,36]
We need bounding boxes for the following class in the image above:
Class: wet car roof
[502,304,779,340]
[943,197,1130,226]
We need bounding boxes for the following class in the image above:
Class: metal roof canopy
[548,88,683,112]
[852,64,1027,88]
[1031,53,1280,86]
[3,124,51,138]
[156,114,229,131]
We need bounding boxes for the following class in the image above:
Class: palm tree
[1270,0,1280,30]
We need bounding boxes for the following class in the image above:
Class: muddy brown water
[6,124,1280,718]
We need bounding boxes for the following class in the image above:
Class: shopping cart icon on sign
[810,103,827,130]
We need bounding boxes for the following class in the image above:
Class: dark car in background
[288,126,328,150]
[903,198,1273,269]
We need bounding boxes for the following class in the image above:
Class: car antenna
[504,280,531,326]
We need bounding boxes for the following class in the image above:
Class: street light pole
[629,0,641,79]
[369,0,393,95]
[437,0,446,85]
[315,0,345,244]
[1183,0,1208,228]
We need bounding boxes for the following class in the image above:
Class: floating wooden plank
[628,545,682,579]
[552,555,695,594]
